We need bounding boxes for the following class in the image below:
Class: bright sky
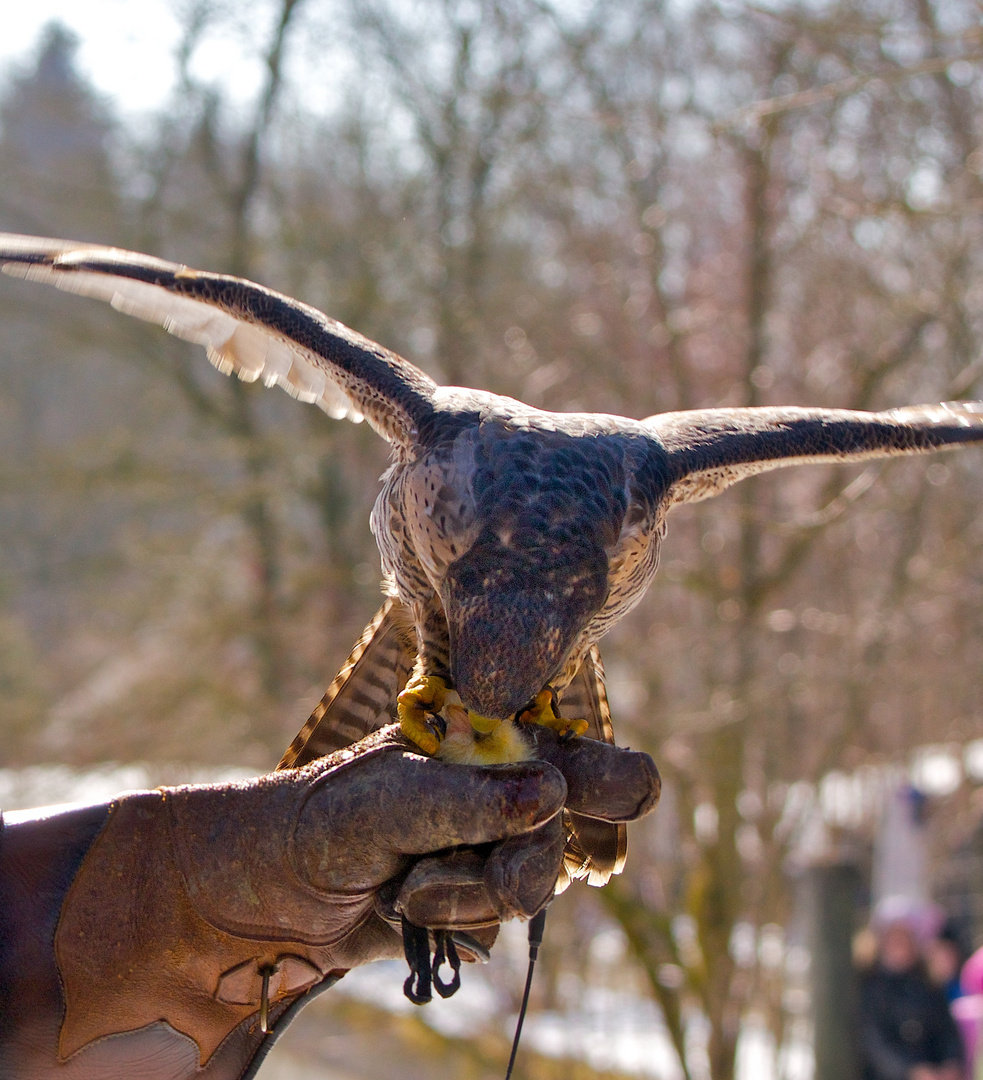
[0,1,274,119]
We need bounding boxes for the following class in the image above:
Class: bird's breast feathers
[381,422,667,628]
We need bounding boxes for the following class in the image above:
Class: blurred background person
[952,946,983,1079]
[925,918,967,1005]
[858,898,963,1080]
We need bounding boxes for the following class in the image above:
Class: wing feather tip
[0,262,35,280]
[205,346,238,377]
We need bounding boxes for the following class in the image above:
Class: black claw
[450,931,490,964]
[425,712,447,740]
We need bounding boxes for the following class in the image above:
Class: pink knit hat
[961,945,983,996]
[872,896,944,944]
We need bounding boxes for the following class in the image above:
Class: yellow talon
[468,711,500,734]
[518,688,589,739]
[397,674,450,756]
[397,678,583,759]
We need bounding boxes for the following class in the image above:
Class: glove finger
[397,814,564,930]
[295,745,567,890]
[525,727,661,822]
[484,813,565,919]
[397,850,497,930]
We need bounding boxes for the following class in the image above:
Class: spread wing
[279,600,626,887]
[0,233,437,445]
[647,402,983,504]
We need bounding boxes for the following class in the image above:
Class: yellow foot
[397,674,450,756]
[518,688,589,739]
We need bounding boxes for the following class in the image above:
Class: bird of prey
[276,595,626,887]
[4,233,983,775]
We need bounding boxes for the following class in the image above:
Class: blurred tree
[0,21,119,237]
[2,1,983,1077]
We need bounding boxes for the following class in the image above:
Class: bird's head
[443,530,609,720]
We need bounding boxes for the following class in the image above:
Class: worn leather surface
[0,802,341,1080]
[53,730,575,1065]
[54,788,352,1063]
[0,725,658,1078]
[0,804,111,1075]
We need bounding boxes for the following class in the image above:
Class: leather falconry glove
[0,726,659,1080]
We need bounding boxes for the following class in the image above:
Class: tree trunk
[805,862,861,1080]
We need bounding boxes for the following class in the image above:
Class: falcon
[276,595,627,887]
[4,233,983,774]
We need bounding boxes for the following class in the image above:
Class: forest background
[2,2,983,1078]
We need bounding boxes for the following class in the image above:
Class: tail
[278,598,416,768]
[554,647,628,888]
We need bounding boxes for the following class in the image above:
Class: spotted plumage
[4,233,983,750]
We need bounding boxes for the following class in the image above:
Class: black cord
[432,932,462,998]
[400,903,548,1079]
[504,906,548,1080]
[401,916,433,1004]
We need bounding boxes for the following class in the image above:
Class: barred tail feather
[558,648,628,887]
[278,599,416,769]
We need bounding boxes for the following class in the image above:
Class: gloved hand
[0,726,658,1080]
